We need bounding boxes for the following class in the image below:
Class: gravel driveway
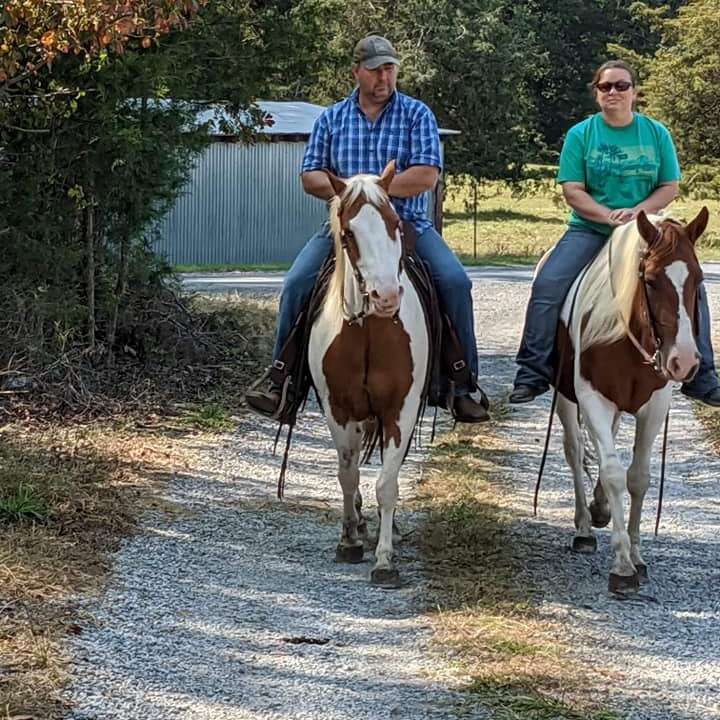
[64,266,720,719]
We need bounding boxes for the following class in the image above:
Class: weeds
[0,484,47,522]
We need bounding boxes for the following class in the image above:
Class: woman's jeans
[272,223,479,393]
[514,226,718,396]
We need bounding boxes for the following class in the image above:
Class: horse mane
[575,213,674,349]
[327,175,390,315]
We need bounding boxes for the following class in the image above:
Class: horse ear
[636,210,658,246]
[685,206,709,246]
[325,171,347,197]
[377,160,396,193]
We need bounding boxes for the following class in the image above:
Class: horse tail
[360,417,382,465]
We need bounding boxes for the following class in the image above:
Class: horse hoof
[571,535,597,554]
[608,572,640,594]
[589,501,611,528]
[635,563,648,582]
[370,567,401,589]
[335,543,364,564]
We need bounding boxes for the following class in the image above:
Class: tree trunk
[86,198,96,350]
[106,232,130,367]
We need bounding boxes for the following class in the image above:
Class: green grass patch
[174,263,290,273]
[418,421,619,718]
[183,402,234,430]
[0,483,47,522]
[443,176,720,265]
[466,679,619,720]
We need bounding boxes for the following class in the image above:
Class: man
[246,35,488,421]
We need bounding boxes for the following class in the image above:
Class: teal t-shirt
[556,113,681,236]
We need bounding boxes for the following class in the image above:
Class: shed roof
[199,100,460,138]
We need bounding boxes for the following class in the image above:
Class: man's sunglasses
[595,80,633,93]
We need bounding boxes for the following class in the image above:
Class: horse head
[635,207,708,382]
[326,161,403,320]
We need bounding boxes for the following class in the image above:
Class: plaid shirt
[301,89,442,233]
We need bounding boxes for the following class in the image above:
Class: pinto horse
[554,208,709,593]
[308,161,429,589]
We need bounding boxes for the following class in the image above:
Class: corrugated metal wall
[155,142,326,266]
[155,140,444,266]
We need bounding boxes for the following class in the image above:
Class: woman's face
[594,68,637,115]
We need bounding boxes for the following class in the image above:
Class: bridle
[607,227,666,376]
[338,208,405,325]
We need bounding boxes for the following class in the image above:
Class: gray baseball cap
[352,35,400,70]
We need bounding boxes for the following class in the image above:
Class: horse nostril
[370,289,380,300]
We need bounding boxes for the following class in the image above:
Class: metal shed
[154,100,457,267]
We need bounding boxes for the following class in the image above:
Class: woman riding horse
[510,59,720,407]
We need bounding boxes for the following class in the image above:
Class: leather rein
[607,228,666,377]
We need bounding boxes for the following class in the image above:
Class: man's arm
[301,170,336,202]
[388,165,439,197]
[301,164,439,202]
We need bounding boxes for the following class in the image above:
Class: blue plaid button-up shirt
[301,89,442,234]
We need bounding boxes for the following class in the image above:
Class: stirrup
[245,366,292,421]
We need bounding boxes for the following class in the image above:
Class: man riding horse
[245,35,489,423]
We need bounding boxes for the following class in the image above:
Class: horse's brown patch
[322,316,414,449]
[580,339,666,414]
[554,321,576,403]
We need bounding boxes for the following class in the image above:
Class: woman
[510,59,720,407]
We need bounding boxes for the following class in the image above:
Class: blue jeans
[514,225,718,395]
[273,223,479,393]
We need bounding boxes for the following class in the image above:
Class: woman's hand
[607,208,636,226]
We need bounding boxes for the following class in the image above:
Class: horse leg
[355,490,368,542]
[329,421,365,564]
[627,386,671,582]
[578,383,637,593]
[556,394,595,553]
[588,412,620,528]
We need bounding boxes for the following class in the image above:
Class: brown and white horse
[554,208,709,593]
[308,161,429,589]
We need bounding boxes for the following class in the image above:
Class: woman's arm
[633,181,679,215]
[562,182,622,226]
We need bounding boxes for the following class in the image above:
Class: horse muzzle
[370,286,403,318]
[666,347,701,383]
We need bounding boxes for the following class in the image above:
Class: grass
[0,295,276,719]
[442,177,720,266]
[0,483,47,522]
[466,679,620,720]
[184,402,234,430]
[417,419,619,719]
[174,262,290,272]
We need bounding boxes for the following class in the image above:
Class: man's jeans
[272,224,479,393]
[514,225,719,396]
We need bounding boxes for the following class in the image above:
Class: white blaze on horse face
[664,260,700,382]
[349,204,402,313]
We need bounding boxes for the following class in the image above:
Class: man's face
[352,63,398,104]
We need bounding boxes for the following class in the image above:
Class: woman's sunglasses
[595,80,633,93]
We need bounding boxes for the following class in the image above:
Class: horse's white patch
[349,204,400,296]
[665,260,694,348]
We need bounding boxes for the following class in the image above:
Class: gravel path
[65,401,476,718]
[64,267,720,719]
[472,275,720,720]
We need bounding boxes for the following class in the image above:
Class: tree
[642,0,720,167]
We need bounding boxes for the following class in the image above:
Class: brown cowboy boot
[443,385,491,423]
[244,370,284,418]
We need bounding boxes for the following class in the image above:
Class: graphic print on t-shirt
[586,143,659,202]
